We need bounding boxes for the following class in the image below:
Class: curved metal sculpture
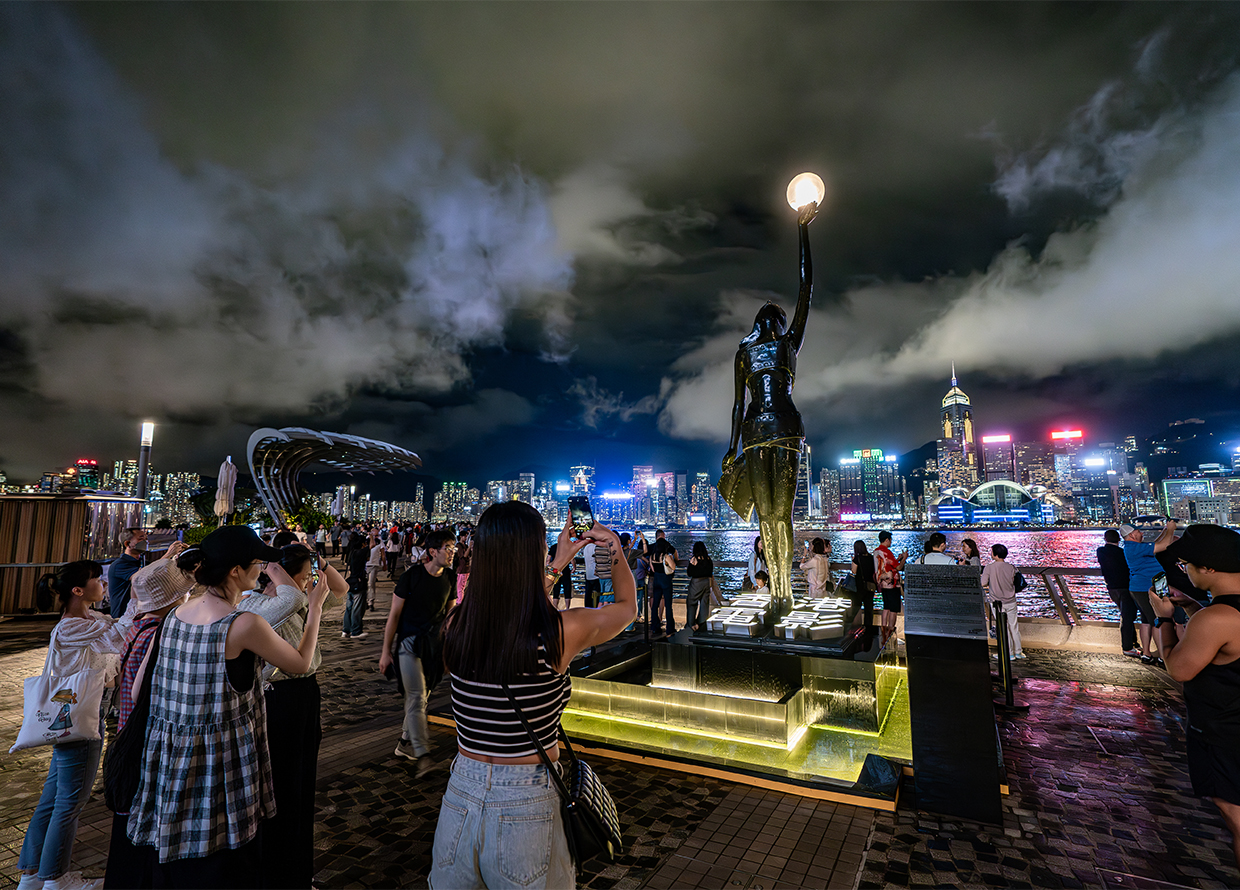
[246,427,422,523]
[719,200,819,615]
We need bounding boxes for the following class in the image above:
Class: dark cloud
[3,3,1240,487]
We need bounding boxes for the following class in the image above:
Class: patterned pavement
[2,575,1239,889]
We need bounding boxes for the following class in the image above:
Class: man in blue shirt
[1122,521,1178,664]
[107,527,147,617]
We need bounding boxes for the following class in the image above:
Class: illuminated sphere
[786,172,826,211]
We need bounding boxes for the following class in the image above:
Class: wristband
[1154,616,1174,628]
[544,565,561,579]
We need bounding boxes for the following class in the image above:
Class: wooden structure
[0,494,143,614]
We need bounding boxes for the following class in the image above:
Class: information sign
[902,565,988,640]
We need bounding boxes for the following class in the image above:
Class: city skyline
[3,6,1240,486]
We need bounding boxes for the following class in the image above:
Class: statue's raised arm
[786,201,818,352]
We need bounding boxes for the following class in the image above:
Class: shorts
[881,588,902,613]
[1187,731,1240,805]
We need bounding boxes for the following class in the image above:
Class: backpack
[1013,571,1027,593]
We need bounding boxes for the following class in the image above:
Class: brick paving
[3,578,1240,889]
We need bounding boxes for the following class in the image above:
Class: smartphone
[1153,571,1170,598]
[567,496,595,534]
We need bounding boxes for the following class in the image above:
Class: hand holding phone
[1152,571,1170,598]
[567,496,595,535]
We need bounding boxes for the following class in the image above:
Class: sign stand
[903,565,1004,826]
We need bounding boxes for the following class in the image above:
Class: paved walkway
[2,575,1238,889]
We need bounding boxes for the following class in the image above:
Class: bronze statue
[719,200,818,615]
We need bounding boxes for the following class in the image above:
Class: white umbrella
[331,488,344,518]
[214,456,238,524]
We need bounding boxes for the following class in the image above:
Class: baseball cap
[1117,524,1138,538]
[1164,525,1240,573]
[132,559,196,613]
[199,525,282,569]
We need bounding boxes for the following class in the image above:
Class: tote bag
[10,646,105,752]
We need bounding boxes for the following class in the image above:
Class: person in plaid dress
[126,526,332,888]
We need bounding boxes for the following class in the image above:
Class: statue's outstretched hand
[798,201,818,227]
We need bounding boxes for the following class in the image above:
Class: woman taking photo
[747,535,767,590]
[126,525,331,888]
[18,561,129,890]
[800,538,833,598]
[429,503,635,890]
[685,542,715,633]
[238,543,346,890]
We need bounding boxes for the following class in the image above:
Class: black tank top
[1184,596,1240,746]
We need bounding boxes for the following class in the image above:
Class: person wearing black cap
[1150,523,1240,864]
[125,525,333,887]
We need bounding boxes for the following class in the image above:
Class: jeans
[261,676,321,890]
[397,637,430,758]
[1107,588,1137,651]
[386,552,399,575]
[428,755,574,890]
[343,585,367,636]
[19,738,104,880]
[650,573,675,634]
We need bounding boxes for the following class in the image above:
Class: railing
[571,557,1108,627]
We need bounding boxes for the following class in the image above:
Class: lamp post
[136,422,155,504]
[786,172,826,211]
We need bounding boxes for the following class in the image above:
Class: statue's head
[742,301,786,343]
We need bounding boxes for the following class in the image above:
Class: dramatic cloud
[567,376,664,430]
[0,6,573,424]
[659,71,1240,447]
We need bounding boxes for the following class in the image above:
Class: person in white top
[921,532,957,565]
[384,532,402,578]
[799,537,833,598]
[981,542,1023,658]
[18,561,131,890]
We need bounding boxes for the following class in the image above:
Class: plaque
[902,565,987,640]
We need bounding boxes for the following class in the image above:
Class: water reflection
[563,528,1123,621]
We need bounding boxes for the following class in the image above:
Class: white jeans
[992,600,1023,657]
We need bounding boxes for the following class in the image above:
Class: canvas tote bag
[10,644,106,752]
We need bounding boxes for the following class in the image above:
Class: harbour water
[653,528,1121,622]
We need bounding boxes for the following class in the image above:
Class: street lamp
[136,421,155,503]
[786,172,826,211]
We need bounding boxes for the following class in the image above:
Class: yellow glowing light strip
[876,675,907,736]
[563,707,804,751]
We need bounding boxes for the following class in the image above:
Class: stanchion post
[993,605,1029,712]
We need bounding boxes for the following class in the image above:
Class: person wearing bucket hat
[124,525,334,887]
[1149,523,1240,863]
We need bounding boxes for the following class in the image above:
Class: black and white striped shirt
[450,643,572,757]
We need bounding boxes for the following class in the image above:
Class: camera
[567,496,595,534]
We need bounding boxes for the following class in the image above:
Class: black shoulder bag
[502,684,623,867]
[104,620,166,813]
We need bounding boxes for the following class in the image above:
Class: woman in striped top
[429,502,636,890]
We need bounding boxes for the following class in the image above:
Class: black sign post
[903,565,1003,825]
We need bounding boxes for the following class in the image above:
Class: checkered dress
[127,611,274,863]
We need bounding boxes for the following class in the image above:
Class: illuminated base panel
[563,637,911,791]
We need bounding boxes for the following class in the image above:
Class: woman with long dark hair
[746,535,767,590]
[429,502,636,890]
[18,561,129,890]
[238,543,345,890]
[125,525,330,888]
[851,540,877,631]
[685,541,715,633]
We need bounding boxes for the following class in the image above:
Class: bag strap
[501,683,573,802]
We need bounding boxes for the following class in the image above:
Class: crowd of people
[15,511,1240,887]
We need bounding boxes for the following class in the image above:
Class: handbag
[104,620,166,812]
[839,573,857,593]
[662,552,676,575]
[10,639,107,753]
[709,576,724,607]
[503,685,623,867]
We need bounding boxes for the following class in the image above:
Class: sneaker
[44,874,100,890]
[1140,655,1156,665]
[416,755,436,779]
[395,738,416,761]
[350,631,369,639]
[1013,653,1027,659]
[340,632,349,639]
[1123,649,1142,658]
[16,874,44,890]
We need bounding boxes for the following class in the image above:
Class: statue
[719,191,819,615]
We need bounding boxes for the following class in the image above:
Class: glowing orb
[786,172,826,210]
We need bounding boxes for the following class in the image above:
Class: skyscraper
[981,435,1016,482]
[939,367,978,487]
[837,450,902,520]
[570,465,595,497]
[819,467,841,521]
[793,444,814,520]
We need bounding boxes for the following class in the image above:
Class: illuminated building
[1014,441,1058,491]
[793,444,814,520]
[939,368,978,486]
[838,449,902,521]
[1161,477,1213,514]
[74,459,100,489]
[113,459,139,496]
[818,468,841,522]
[928,480,1060,525]
[1073,458,1116,522]
[516,473,535,504]
[433,482,469,520]
[570,465,595,498]
[1171,496,1232,525]
[980,435,1015,482]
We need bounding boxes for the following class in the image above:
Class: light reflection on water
[571,528,1125,621]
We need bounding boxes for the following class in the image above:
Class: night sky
[3,3,1240,492]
